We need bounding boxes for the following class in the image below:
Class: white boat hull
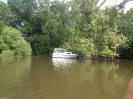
[52,54,78,59]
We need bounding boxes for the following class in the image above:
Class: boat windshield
[60,50,66,53]
[53,49,66,53]
[66,52,72,54]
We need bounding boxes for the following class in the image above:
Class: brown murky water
[0,57,132,99]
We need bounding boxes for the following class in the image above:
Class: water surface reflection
[0,57,31,99]
[0,57,132,99]
[52,58,78,69]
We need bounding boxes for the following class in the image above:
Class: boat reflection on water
[52,58,78,70]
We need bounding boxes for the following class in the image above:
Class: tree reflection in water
[0,57,31,94]
[52,59,131,99]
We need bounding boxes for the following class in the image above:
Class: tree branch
[98,0,107,9]
[125,0,133,3]
[117,0,133,10]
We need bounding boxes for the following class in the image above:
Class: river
[0,56,132,99]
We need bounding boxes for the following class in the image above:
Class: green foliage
[50,1,70,26]
[0,1,11,24]
[1,50,14,57]
[0,21,4,33]
[0,0,130,59]
[19,21,33,35]
[0,26,32,56]
[69,2,127,59]
[7,0,37,28]
[117,9,133,59]
[42,17,72,55]
[62,36,96,56]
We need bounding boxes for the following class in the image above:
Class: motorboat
[52,48,78,59]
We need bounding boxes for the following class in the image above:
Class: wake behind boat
[52,48,78,59]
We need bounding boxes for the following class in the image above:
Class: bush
[0,26,32,56]
[2,50,14,57]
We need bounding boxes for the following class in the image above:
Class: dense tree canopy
[118,9,133,59]
[0,0,132,59]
